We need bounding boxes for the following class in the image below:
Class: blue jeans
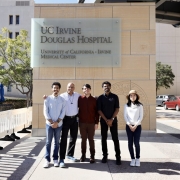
[45,124,62,162]
[126,125,141,159]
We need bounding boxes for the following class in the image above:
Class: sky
[34,0,95,3]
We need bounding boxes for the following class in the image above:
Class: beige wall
[156,23,180,96]
[32,3,156,136]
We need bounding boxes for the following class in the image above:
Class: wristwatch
[57,119,61,123]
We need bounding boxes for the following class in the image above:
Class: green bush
[0,99,26,111]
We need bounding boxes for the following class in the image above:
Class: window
[9,15,13,24]
[7,84,12,92]
[16,15,19,24]
[16,1,30,6]
[9,32,13,39]
[15,32,19,38]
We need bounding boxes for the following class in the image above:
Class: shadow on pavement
[0,136,45,180]
[65,160,180,175]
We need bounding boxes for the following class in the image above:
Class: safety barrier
[0,107,32,137]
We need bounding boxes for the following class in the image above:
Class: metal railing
[0,107,32,137]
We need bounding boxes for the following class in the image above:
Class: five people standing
[43,81,143,168]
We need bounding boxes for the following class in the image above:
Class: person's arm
[124,104,130,125]
[43,98,53,124]
[58,98,66,121]
[97,96,108,122]
[98,110,108,122]
[111,108,119,120]
[135,105,143,126]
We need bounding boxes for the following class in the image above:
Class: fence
[0,107,32,137]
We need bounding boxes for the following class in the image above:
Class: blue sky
[34,0,95,3]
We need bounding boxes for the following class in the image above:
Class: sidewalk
[0,127,180,180]
[1,106,180,180]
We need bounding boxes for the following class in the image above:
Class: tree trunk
[26,93,30,108]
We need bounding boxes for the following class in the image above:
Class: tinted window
[160,96,163,98]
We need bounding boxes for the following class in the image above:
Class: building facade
[0,0,34,97]
[156,23,180,96]
[32,2,156,136]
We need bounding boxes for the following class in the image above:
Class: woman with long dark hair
[124,90,143,167]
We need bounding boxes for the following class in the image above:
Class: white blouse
[124,103,143,126]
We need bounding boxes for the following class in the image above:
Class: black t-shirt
[97,92,119,119]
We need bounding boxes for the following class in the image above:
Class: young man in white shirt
[43,82,66,168]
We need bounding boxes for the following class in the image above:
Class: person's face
[102,84,111,93]
[67,83,75,94]
[52,85,60,96]
[130,93,137,102]
[82,86,91,96]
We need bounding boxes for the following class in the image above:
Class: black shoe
[10,133,20,140]
[25,125,32,129]
[0,135,15,141]
[101,156,107,163]
[0,146,3,150]
[116,157,121,165]
[17,128,31,133]
[90,158,95,163]
[80,155,86,162]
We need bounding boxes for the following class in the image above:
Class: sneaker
[116,157,121,165]
[101,156,107,163]
[59,159,66,168]
[135,159,140,167]
[54,160,59,167]
[66,156,78,162]
[130,159,135,166]
[43,159,49,168]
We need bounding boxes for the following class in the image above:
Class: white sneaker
[66,156,78,162]
[43,159,49,168]
[59,160,66,168]
[54,160,59,167]
[135,158,140,167]
[130,159,135,166]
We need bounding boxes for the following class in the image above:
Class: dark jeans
[100,119,121,158]
[59,116,78,159]
[126,124,141,159]
[79,123,95,157]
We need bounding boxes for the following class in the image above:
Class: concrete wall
[156,23,180,96]
[32,3,156,136]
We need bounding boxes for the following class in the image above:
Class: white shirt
[124,103,143,126]
[60,92,80,116]
[44,95,66,127]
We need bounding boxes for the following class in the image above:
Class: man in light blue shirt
[43,82,66,168]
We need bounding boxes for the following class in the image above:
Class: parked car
[164,96,180,111]
[156,95,175,106]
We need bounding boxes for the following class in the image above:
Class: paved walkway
[0,107,180,180]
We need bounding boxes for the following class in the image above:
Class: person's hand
[95,124,98,130]
[129,125,137,132]
[51,122,58,128]
[43,95,48,99]
[106,119,113,127]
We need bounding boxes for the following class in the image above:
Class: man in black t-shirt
[97,81,121,165]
